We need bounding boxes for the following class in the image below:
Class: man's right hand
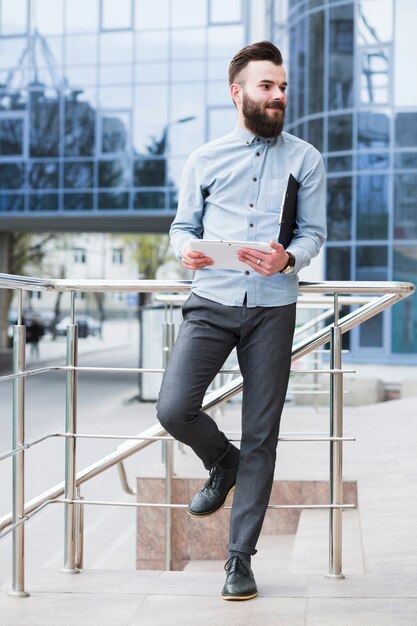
[182,242,214,270]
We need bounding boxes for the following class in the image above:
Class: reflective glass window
[1,0,27,35]
[307,118,323,152]
[328,114,352,152]
[392,247,417,353]
[329,4,354,110]
[288,26,297,123]
[170,85,205,153]
[32,0,64,35]
[208,26,244,58]
[135,0,169,29]
[64,162,94,188]
[100,32,133,64]
[0,163,25,189]
[208,107,237,141]
[134,159,166,187]
[395,113,417,148]
[327,177,352,241]
[100,65,133,85]
[171,0,207,28]
[326,246,351,280]
[395,153,417,170]
[63,193,94,210]
[356,246,388,281]
[99,158,130,187]
[133,85,168,153]
[210,0,242,23]
[171,61,205,82]
[360,48,389,105]
[98,191,129,209]
[357,153,389,170]
[135,62,169,84]
[29,162,59,189]
[30,95,60,157]
[0,193,24,211]
[65,0,99,33]
[208,59,229,81]
[356,175,388,240]
[308,10,324,114]
[136,31,169,61]
[0,37,28,70]
[394,174,417,240]
[65,35,98,65]
[207,81,232,106]
[168,157,186,191]
[99,86,132,108]
[134,191,166,209]
[172,29,206,60]
[29,193,59,211]
[395,0,417,106]
[0,117,24,156]
[64,97,96,157]
[101,0,133,30]
[327,155,352,173]
[357,0,393,44]
[65,66,98,86]
[358,112,389,148]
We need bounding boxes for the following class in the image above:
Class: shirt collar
[232,123,278,147]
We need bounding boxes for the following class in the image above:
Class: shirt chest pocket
[264,178,287,214]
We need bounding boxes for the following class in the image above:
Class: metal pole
[162,306,175,571]
[327,294,345,578]
[9,291,30,597]
[61,293,79,573]
[75,486,84,570]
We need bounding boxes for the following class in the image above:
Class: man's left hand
[237,241,289,276]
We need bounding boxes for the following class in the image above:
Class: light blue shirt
[170,124,327,307]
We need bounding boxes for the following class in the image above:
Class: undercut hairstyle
[228,41,283,86]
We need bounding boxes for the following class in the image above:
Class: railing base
[8,590,30,597]
[60,567,80,575]
[324,573,345,580]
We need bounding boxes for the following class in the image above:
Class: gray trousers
[157,292,296,556]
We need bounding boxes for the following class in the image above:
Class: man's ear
[230,83,242,106]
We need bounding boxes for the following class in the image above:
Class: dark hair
[228,40,283,86]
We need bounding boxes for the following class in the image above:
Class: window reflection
[171,0,207,28]
[358,112,389,148]
[99,159,130,188]
[101,0,133,31]
[395,113,417,148]
[356,246,387,281]
[134,191,165,209]
[327,155,352,173]
[392,247,417,353]
[100,32,133,64]
[29,162,59,189]
[30,90,60,157]
[29,193,59,211]
[134,159,166,187]
[135,0,169,30]
[0,117,24,155]
[1,0,27,35]
[208,26,244,58]
[328,114,352,152]
[64,162,94,188]
[65,0,98,33]
[327,177,352,241]
[358,0,393,44]
[63,193,94,210]
[394,174,417,240]
[0,163,25,189]
[136,31,169,61]
[326,246,351,280]
[64,94,96,157]
[360,48,389,105]
[100,112,130,153]
[307,118,323,152]
[395,153,417,170]
[394,1,417,106]
[208,107,236,141]
[308,10,324,114]
[98,191,129,210]
[357,175,388,240]
[172,29,206,59]
[31,0,64,36]
[65,36,98,65]
[0,193,24,211]
[329,5,353,110]
[210,0,242,23]
[357,153,389,170]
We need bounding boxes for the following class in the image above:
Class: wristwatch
[280,251,295,275]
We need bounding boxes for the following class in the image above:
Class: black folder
[278,174,299,249]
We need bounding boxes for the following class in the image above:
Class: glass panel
[395,113,417,148]
[29,162,59,189]
[207,59,228,81]
[98,191,129,209]
[356,246,388,280]
[100,65,132,85]
[327,155,352,173]
[395,152,417,170]
[0,37,27,70]
[29,193,59,211]
[328,114,352,152]
[208,107,236,141]
[359,314,383,347]
[0,118,24,155]
[360,48,389,105]
[207,81,232,106]
[64,66,97,85]
[327,177,352,241]
[288,26,297,124]
[30,93,60,157]
[1,0,27,35]
[64,161,94,188]
[172,29,206,59]
[135,62,169,84]
[168,157,186,191]
[100,32,133,64]
[32,0,64,35]
[64,95,96,157]
[357,175,388,239]
[392,247,417,353]
[135,0,169,30]
[66,0,98,33]
[357,153,389,170]
[394,0,417,106]
[208,26,244,58]
[0,193,24,211]
[358,112,389,148]
[170,85,205,153]
[210,0,242,23]
[171,61,205,82]
[99,86,132,108]
[134,159,166,186]
[134,191,166,209]
[171,0,207,28]
[394,174,417,240]
[136,31,169,61]
[326,246,351,280]
[0,163,25,189]
[63,193,94,210]
[65,35,98,65]
[357,0,393,44]
[307,118,323,152]
[329,4,354,110]
[101,0,132,30]
[99,159,130,187]
[308,10,324,114]
[133,85,168,153]
[296,19,306,121]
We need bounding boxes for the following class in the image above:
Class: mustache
[266,101,285,111]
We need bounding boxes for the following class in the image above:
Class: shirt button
[256,152,260,156]
[249,223,254,227]
[246,141,249,145]
[245,271,250,275]
[253,177,257,182]
[256,138,260,142]
[249,203,254,207]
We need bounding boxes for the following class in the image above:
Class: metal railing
[0,273,414,596]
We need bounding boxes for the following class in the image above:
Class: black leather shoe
[187,465,237,517]
[221,556,258,600]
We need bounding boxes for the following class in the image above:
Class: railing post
[75,486,84,570]
[61,293,80,574]
[327,294,345,578]
[162,304,175,571]
[8,290,30,597]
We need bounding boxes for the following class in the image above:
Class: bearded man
[157,41,326,600]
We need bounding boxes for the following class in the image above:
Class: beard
[242,92,286,138]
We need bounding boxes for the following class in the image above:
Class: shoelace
[224,556,250,576]
[202,466,220,491]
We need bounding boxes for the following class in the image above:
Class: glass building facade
[273,0,417,362]
[0,0,248,232]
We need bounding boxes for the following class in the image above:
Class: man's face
[236,60,287,137]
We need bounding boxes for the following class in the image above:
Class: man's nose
[272,87,286,100]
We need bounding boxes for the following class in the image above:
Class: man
[157,41,326,600]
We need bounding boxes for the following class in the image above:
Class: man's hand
[181,242,214,270]
[237,241,289,276]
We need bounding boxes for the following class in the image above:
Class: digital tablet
[187,239,273,271]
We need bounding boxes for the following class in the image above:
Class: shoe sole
[186,485,235,518]
[221,591,258,601]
